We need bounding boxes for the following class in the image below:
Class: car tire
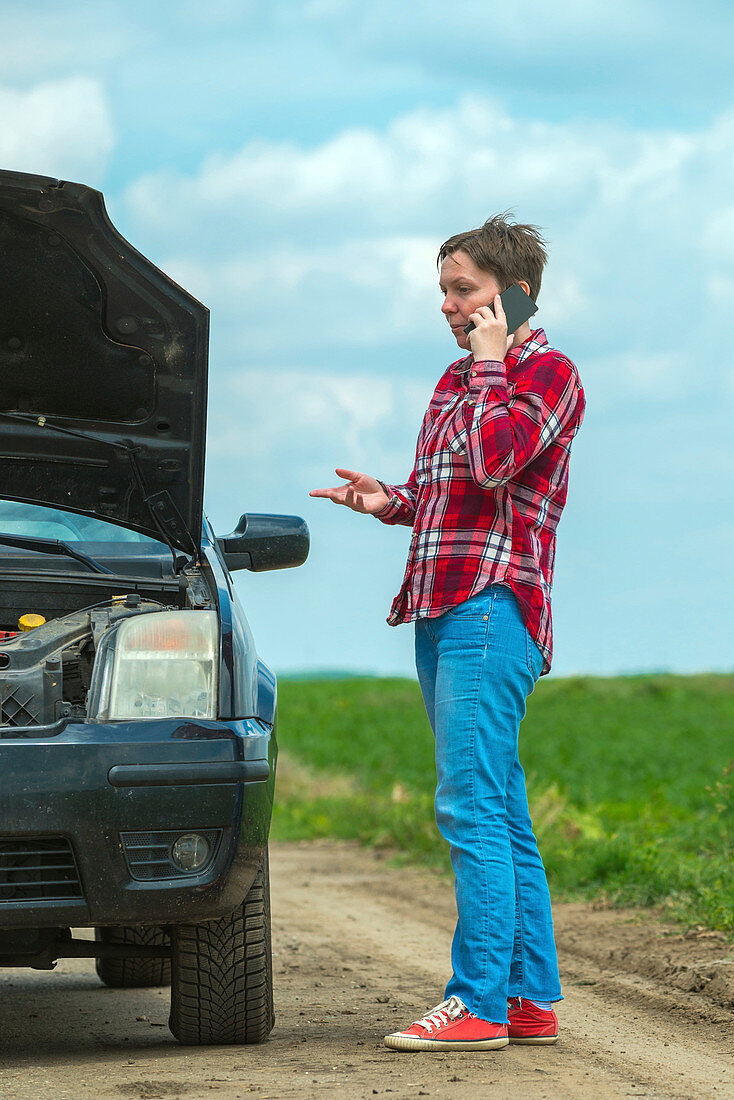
[94,926,171,988]
[168,852,274,1045]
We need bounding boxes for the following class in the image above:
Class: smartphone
[463,283,538,336]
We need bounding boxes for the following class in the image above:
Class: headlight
[87,611,219,721]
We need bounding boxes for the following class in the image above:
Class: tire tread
[95,926,171,988]
[168,853,274,1045]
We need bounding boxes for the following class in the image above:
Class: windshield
[0,501,163,545]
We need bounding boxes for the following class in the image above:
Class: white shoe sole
[384,1033,509,1051]
[509,1034,559,1045]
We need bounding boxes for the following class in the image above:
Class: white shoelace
[413,995,469,1033]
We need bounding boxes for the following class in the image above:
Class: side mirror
[217,514,310,572]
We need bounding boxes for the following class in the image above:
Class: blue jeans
[414,583,562,1024]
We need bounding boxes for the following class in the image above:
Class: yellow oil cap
[19,614,46,632]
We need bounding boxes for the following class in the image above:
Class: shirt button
[471,370,477,377]
[466,398,475,406]
[483,615,488,621]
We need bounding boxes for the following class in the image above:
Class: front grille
[120,830,222,881]
[0,836,83,903]
[1,684,42,727]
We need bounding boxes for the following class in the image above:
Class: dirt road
[1,840,732,1099]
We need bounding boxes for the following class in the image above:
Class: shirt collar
[505,327,548,366]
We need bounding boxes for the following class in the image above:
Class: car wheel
[94,926,171,988]
[168,852,274,1045]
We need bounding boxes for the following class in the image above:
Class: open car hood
[0,170,209,558]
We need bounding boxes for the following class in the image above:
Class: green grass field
[272,673,734,933]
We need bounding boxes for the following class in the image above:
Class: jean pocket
[445,590,492,620]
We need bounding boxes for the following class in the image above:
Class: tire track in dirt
[0,839,731,1099]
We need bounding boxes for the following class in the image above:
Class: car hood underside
[0,170,209,557]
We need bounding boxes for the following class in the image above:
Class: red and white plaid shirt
[375,327,585,674]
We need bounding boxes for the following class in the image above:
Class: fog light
[171,833,210,872]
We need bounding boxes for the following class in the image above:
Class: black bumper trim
[107,760,270,787]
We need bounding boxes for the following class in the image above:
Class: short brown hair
[437,211,548,302]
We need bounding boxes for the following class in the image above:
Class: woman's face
[439,249,502,352]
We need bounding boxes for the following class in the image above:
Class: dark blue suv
[0,170,309,1045]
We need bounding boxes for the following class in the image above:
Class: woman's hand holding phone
[467,295,514,363]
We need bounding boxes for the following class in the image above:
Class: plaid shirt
[375,327,585,674]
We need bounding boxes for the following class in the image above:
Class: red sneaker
[384,995,509,1051]
[507,996,559,1044]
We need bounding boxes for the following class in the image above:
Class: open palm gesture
[309,468,389,514]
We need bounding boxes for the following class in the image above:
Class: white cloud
[0,78,114,183]
[118,94,734,408]
[161,235,440,352]
[127,96,601,247]
[207,365,432,487]
[123,92,726,251]
[123,94,733,264]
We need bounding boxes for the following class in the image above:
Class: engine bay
[0,570,215,731]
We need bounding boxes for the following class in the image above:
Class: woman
[310,214,585,1051]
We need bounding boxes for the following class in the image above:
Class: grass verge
[271,673,734,933]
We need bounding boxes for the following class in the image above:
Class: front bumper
[0,716,275,929]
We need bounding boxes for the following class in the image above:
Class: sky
[2,0,732,679]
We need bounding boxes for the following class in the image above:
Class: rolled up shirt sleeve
[373,399,440,527]
[373,470,418,526]
[462,353,584,489]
